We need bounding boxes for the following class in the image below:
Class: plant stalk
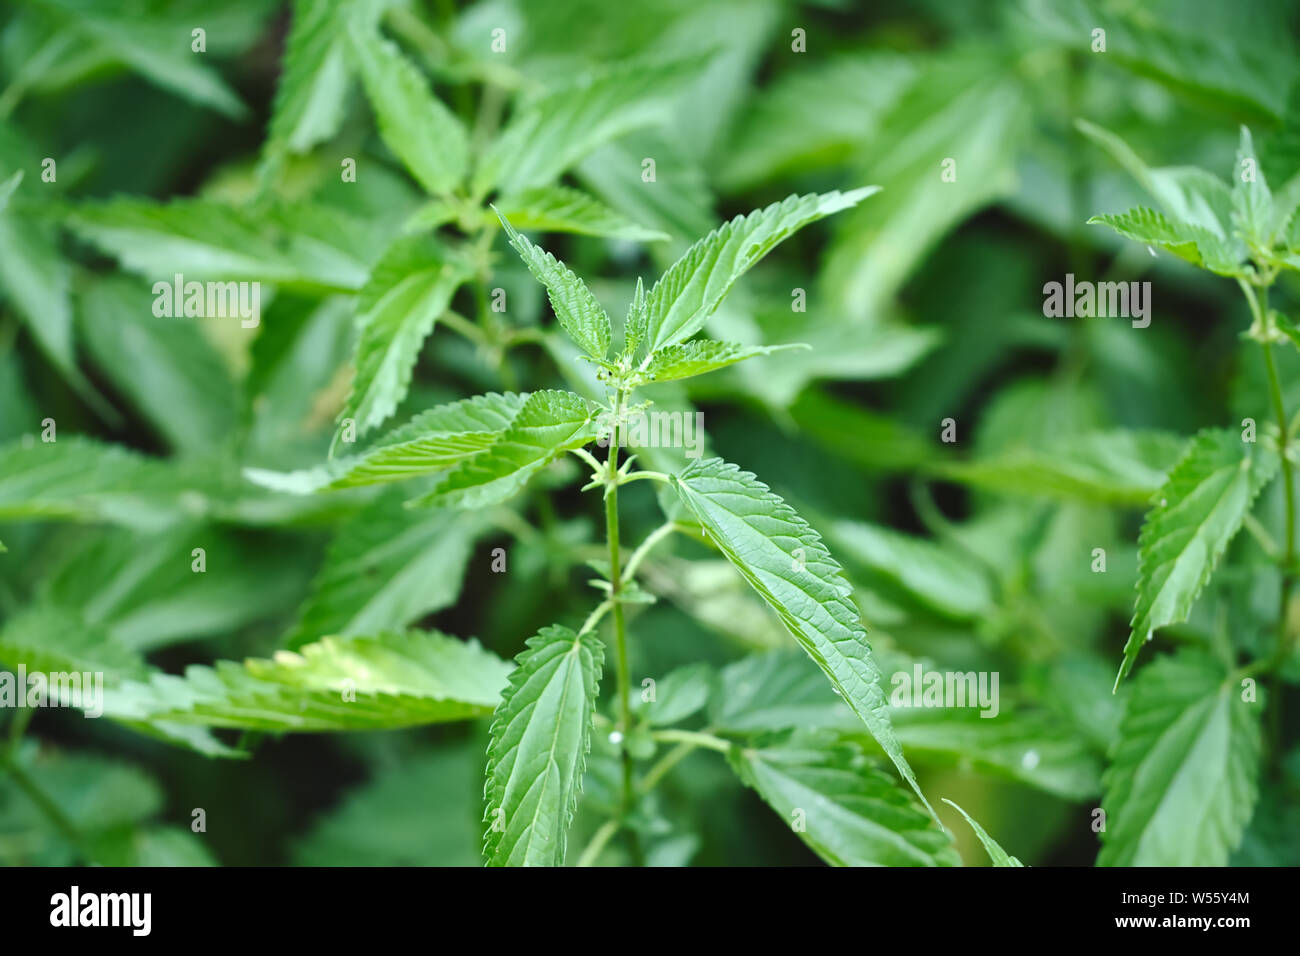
[602,389,640,863]
[1246,279,1294,762]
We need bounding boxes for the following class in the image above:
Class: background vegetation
[0,0,1297,866]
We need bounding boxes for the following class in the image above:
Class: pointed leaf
[644,188,878,352]
[496,185,669,242]
[1088,207,1246,276]
[31,0,248,118]
[1100,651,1261,866]
[65,198,376,292]
[285,494,486,649]
[496,209,611,359]
[1118,429,1278,686]
[0,437,200,530]
[483,625,604,867]
[730,732,958,866]
[641,340,806,384]
[411,390,597,510]
[102,630,512,733]
[671,457,931,813]
[1232,126,1272,246]
[265,0,356,155]
[475,57,699,196]
[247,392,526,493]
[942,799,1022,866]
[349,27,468,195]
[1076,119,1235,236]
[335,236,468,446]
[932,429,1186,506]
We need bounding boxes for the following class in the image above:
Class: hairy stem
[638,729,732,795]
[621,521,678,584]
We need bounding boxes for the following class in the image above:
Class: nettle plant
[1082,123,1300,865]
[250,187,1000,867]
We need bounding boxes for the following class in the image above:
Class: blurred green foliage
[1,0,1298,867]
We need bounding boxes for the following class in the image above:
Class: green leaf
[0,746,167,865]
[1231,126,1272,247]
[643,189,877,353]
[264,0,356,156]
[709,651,858,734]
[348,27,468,195]
[932,429,1186,505]
[65,198,375,292]
[496,185,669,242]
[248,392,526,493]
[1088,207,1246,276]
[0,170,106,410]
[641,340,806,385]
[102,630,513,734]
[1274,311,1300,352]
[475,57,698,197]
[825,520,994,621]
[631,662,713,727]
[411,390,597,510]
[0,605,236,758]
[0,207,78,391]
[1100,651,1261,866]
[294,745,482,866]
[36,522,310,652]
[713,649,1100,801]
[334,236,468,447]
[888,704,1102,801]
[76,277,237,454]
[822,61,1022,321]
[941,799,1022,866]
[483,625,604,867]
[0,437,199,530]
[671,457,931,814]
[1076,119,1235,236]
[285,493,486,649]
[719,52,916,191]
[30,0,249,118]
[623,275,648,358]
[0,605,147,684]
[729,732,958,866]
[496,209,611,359]
[1119,428,1278,686]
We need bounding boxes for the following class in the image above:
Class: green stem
[602,389,641,863]
[1243,279,1295,761]
[579,599,613,636]
[650,728,732,753]
[638,729,732,795]
[621,521,678,584]
[575,819,620,867]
